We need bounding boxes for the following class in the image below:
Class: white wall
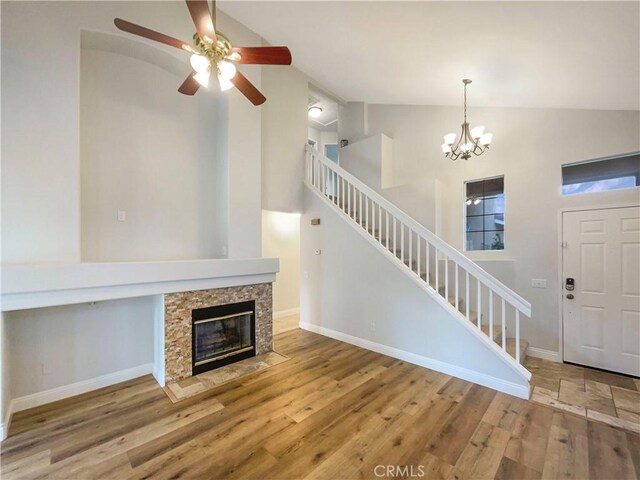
[5,297,154,399]
[80,47,225,261]
[0,314,10,435]
[262,211,300,314]
[1,1,262,263]
[261,66,308,213]
[339,104,640,353]
[301,188,529,396]
[308,127,321,146]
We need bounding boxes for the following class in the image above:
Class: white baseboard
[300,322,530,400]
[526,347,561,363]
[152,365,165,388]
[0,405,14,441]
[274,308,300,319]
[4,363,153,435]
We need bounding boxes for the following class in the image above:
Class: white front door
[562,206,640,376]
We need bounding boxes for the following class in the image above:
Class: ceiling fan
[114,0,291,105]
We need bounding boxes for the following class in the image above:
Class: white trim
[526,347,561,363]
[300,322,531,400]
[1,258,279,312]
[273,307,300,319]
[7,363,153,416]
[153,295,166,387]
[0,404,14,441]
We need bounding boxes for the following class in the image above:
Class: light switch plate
[117,210,126,222]
[531,279,547,288]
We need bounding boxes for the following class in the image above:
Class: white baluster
[347,182,351,216]
[409,227,413,272]
[455,264,459,310]
[435,248,439,293]
[386,212,390,249]
[366,197,369,232]
[393,217,397,255]
[466,270,470,324]
[401,224,405,264]
[378,205,382,243]
[417,237,421,279]
[445,256,449,301]
[476,279,481,329]
[515,310,521,364]
[489,291,494,343]
[359,191,363,227]
[426,242,430,286]
[501,298,506,352]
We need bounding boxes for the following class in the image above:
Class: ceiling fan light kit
[442,79,493,161]
[114,0,292,105]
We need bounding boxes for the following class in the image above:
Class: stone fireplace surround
[164,284,273,384]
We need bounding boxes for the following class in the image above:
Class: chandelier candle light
[442,79,493,161]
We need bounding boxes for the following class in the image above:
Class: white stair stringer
[304,145,532,394]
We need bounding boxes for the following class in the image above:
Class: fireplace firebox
[191,300,256,375]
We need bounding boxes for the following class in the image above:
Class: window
[562,152,639,195]
[324,144,339,163]
[465,176,504,251]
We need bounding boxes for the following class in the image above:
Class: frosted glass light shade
[308,106,323,118]
[441,144,452,154]
[219,75,234,91]
[461,143,473,153]
[194,70,210,87]
[218,61,237,81]
[190,54,210,74]
[443,133,457,145]
[470,126,485,140]
[480,133,493,145]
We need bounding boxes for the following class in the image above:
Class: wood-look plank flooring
[2,329,639,479]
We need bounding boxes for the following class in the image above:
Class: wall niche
[80,31,228,262]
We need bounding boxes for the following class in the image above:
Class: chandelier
[442,79,493,161]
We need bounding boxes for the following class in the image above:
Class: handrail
[305,144,531,316]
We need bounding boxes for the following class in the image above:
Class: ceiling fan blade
[114,18,194,52]
[228,47,292,65]
[231,71,266,106]
[186,0,217,44]
[178,72,200,96]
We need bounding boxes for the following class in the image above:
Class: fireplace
[191,300,256,375]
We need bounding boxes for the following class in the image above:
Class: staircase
[305,145,532,385]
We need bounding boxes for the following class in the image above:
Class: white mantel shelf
[1,258,279,311]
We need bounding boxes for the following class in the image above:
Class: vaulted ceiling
[219,1,639,111]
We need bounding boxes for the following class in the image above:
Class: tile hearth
[163,351,289,403]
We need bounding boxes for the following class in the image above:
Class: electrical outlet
[370,321,375,332]
[117,210,126,222]
[531,279,547,288]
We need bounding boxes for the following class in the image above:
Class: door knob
[566,294,574,300]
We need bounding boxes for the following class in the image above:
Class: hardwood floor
[2,329,639,479]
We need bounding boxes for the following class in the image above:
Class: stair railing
[305,145,531,375]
